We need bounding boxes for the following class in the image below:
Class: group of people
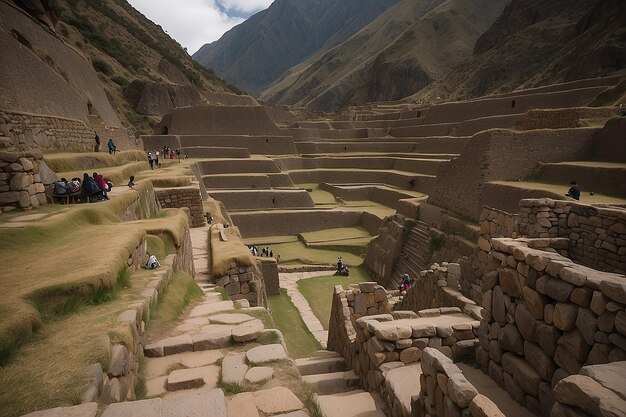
[53,172,113,201]
[250,245,279,260]
[94,135,118,155]
[147,147,187,169]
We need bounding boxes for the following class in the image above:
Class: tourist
[146,254,160,269]
[107,138,117,155]
[206,212,213,224]
[400,273,411,294]
[128,175,135,189]
[176,149,181,161]
[93,172,110,200]
[565,180,580,200]
[82,173,104,200]
[620,104,625,117]
[269,249,273,258]
[276,253,281,263]
[69,177,81,193]
[409,176,415,188]
[53,178,69,195]
[94,134,101,152]
[337,255,343,272]
[148,152,154,170]
[155,150,160,168]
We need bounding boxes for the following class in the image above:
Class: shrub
[112,75,129,86]
[92,59,112,75]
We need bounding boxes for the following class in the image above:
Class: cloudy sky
[127,0,274,54]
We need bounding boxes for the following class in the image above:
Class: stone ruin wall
[412,348,505,417]
[0,149,47,212]
[327,282,484,417]
[156,186,206,227]
[0,109,96,152]
[474,237,626,416]
[214,262,265,307]
[521,107,617,130]
[428,128,595,220]
[517,199,626,274]
[363,217,408,288]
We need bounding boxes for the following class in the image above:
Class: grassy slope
[248,240,363,266]
[267,289,322,359]
[297,268,371,330]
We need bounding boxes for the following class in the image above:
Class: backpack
[68,180,81,193]
[53,181,68,195]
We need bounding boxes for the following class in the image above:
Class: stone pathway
[190,225,211,283]
[279,270,334,348]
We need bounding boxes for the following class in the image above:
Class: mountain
[193,0,402,96]
[259,0,510,111]
[53,0,244,133]
[406,0,626,103]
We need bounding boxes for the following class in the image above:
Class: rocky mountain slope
[259,0,509,111]
[406,0,626,103]
[193,0,401,96]
[54,0,244,133]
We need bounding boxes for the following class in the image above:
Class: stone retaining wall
[397,263,483,322]
[327,283,481,417]
[0,109,95,152]
[214,262,263,307]
[517,199,626,274]
[156,186,206,227]
[0,149,47,212]
[522,107,616,130]
[84,228,195,404]
[475,237,626,416]
[258,258,280,296]
[412,348,505,417]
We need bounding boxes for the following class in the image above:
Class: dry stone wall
[475,237,626,416]
[412,348,505,417]
[517,199,626,274]
[522,107,617,130]
[328,283,481,417]
[428,128,595,220]
[0,109,95,152]
[156,186,206,227]
[0,149,47,212]
[214,263,263,307]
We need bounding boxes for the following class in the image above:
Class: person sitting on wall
[53,178,69,195]
[565,180,581,201]
[146,254,160,269]
[82,172,104,200]
[128,175,135,189]
[399,273,411,294]
[93,172,110,200]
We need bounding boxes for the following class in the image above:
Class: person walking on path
[148,152,154,170]
[107,139,117,155]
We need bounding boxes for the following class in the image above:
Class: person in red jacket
[93,172,110,200]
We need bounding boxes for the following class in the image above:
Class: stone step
[166,364,220,391]
[302,371,359,395]
[295,356,346,376]
[101,389,227,417]
[222,353,249,384]
[311,350,341,358]
[318,389,386,417]
[20,403,98,417]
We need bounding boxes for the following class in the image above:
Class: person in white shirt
[146,254,160,269]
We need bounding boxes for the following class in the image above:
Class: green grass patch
[297,267,371,330]
[267,289,321,359]
[243,235,299,246]
[254,240,362,266]
[220,381,247,395]
[149,271,204,325]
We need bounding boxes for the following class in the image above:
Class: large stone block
[492,286,506,325]
[498,324,524,355]
[536,322,561,357]
[554,374,626,417]
[515,304,537,343]
[553,303,578,331]
[524,341,556,382]
[501,352,541,396]
[499,267,523,297]
[575,308,598,346]
[524,287,547,320]
[545,278,574,303]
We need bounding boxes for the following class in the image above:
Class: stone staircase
[296,351,387,416]
[389,220,430,290]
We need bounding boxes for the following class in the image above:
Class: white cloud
[127,0,270,54]
[216,0,274,13]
